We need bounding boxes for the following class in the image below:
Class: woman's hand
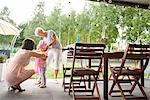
[44,45,49,51]
[42,55,47,61]
[45,45,52,51]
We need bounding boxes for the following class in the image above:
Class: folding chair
[109,62,132,85]
[62,48,82,91]
[109,43,150,100]
[62,48,73,91]
[68,43,105,100]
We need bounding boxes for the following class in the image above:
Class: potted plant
[0,54,7,63]
[0,54,7,81]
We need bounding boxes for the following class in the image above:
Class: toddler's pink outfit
[34,40,47,74]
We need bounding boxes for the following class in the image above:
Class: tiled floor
[0,79,150,100]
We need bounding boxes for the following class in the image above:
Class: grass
[29,60,90,79]
[28,59,150,79]
[31,69,64,79]
[29,60,64,79]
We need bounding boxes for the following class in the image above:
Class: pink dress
[34,58,45,74]
[34,58,41,74]
[34,40,47,74]
[5,49,34,87]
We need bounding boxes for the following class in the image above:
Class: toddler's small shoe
[35,81,41,85]
[39,83,46,88]
[55,79,58,84]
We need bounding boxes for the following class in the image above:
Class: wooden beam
[88,0,150,9]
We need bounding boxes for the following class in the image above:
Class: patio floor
[0,78,150,100]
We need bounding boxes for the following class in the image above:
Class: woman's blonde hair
[34,27,44,36]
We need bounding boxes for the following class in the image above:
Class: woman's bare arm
[29,51,46,59]
[45,33,56,51]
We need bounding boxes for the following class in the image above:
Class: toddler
[34,40,47,88]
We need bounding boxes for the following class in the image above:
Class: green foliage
[0,54,7,63]
[0,35,13,48]
[23,1,46,45]
[0,6,15,24]
[14,1,150,49]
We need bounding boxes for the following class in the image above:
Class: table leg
[104,58,108,99]
[88,59,91,88]
[141,60,144,86]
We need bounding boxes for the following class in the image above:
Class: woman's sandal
[8,85,25,92]
[14,85,25,92]
[18,89,25,92]
[8,86,17,91]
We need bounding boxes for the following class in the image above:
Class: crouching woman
[5,38,46,92]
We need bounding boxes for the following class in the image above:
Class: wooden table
[103,51,124,99]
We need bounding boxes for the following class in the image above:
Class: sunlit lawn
[29,59,64,79]
[28,59,150,79]
[29,59,88,79]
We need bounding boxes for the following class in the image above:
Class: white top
[43,30,62,49]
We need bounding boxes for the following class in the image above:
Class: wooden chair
[109,43,150,100]
[68,43,105,100]
[62,48,73,91]
[62,47,83,91]
[108,62,132,85]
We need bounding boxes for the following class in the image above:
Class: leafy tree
[0,6,16,48]
[20,1,150,49]
[23,0,46,45]
[0,6,15,25]
[14,23,26,47]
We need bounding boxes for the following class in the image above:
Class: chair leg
[130,81,137,94]
[116,82,126,100]
[91,75,98,95]
[93,76,101,100]
[68,78,72,95]
[108,80,116,95]
[109,74,113,80]
[127,75,132,85]
[72,82,76,100]
[83,76,87,90]
[98,68,103,80]
[137,81,147,98]
[63,68,67,91]
[130,76,140,94]
[62,66,65,85]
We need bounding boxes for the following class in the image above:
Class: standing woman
[5,38,46,91]
[35,27,62,83]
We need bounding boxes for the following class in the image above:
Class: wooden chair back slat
[72,43,105,70]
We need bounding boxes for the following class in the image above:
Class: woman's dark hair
[21,38,35,50]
